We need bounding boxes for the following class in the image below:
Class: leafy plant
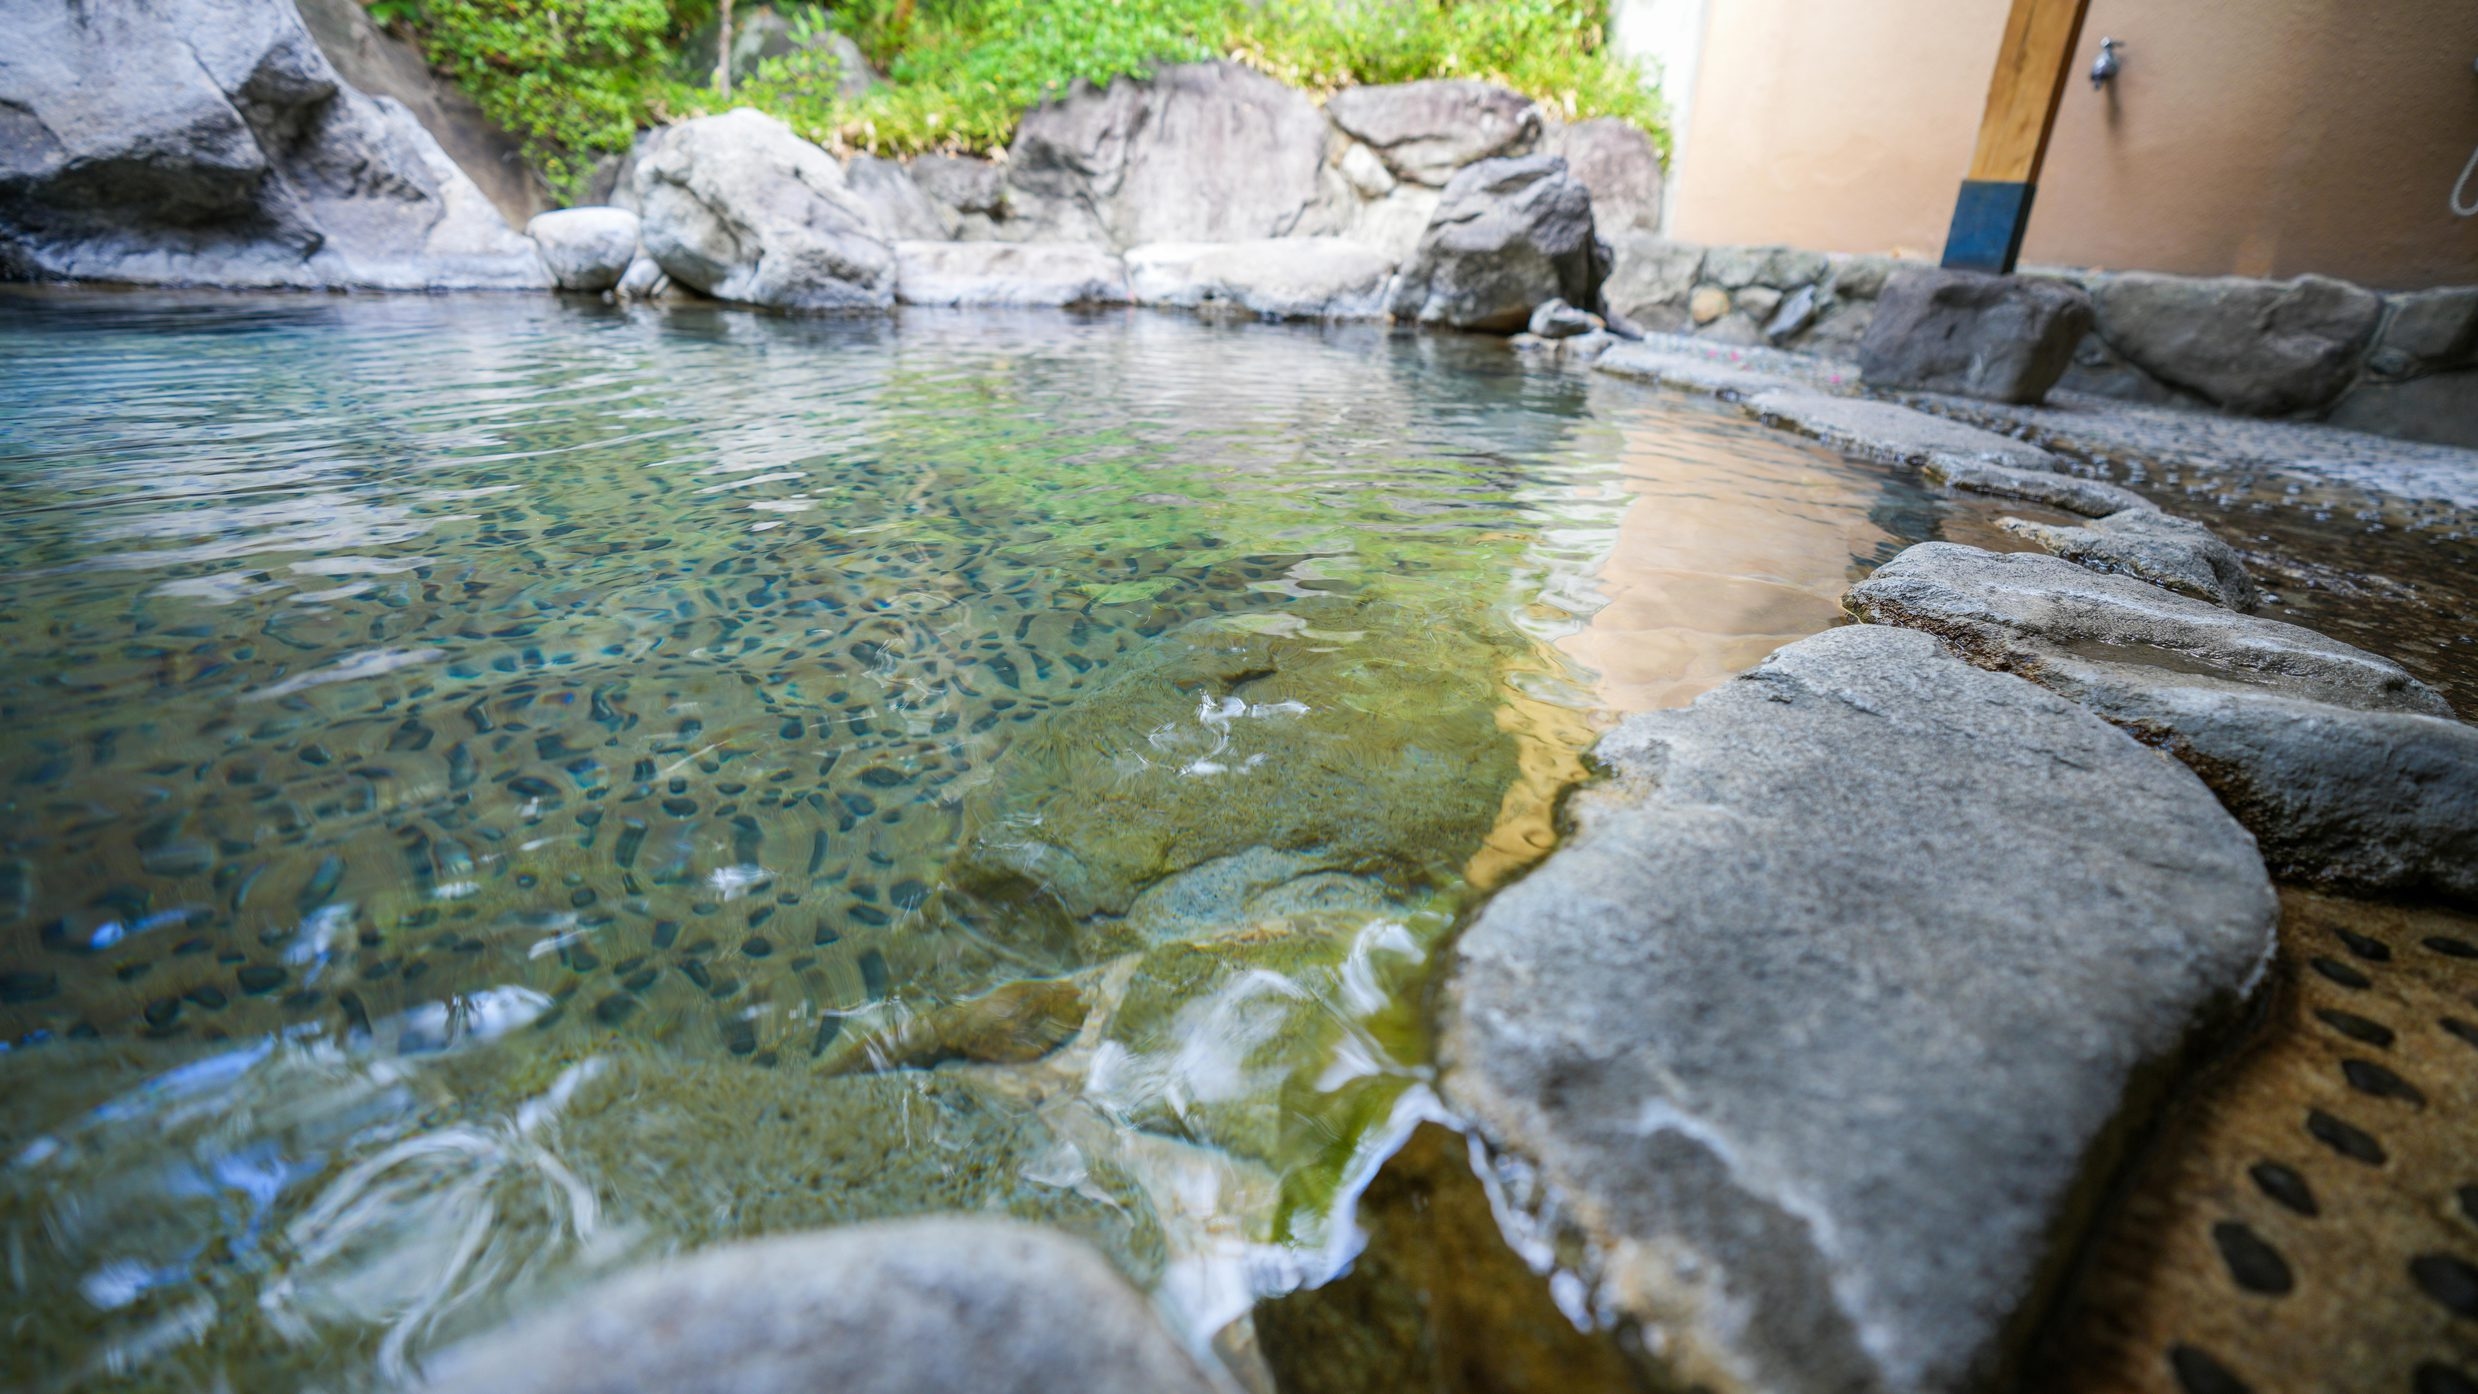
[387,0,1666,193]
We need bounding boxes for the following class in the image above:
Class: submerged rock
[1124,238,1396,319]
[526,207,640,292]
[1388,155,1607,333]
[1849,544,2477,902]
[894,240,1128,307]
[416,1217,1216,1394]
[940,610,1519,964]
[2088,273,2383,416]
[633,109,893,311]
[1442,623,2276,1394]
[1858,268,2093,405]
[1323,80,1543,188]
[2000,509,2260,611]
[1,0,546,289]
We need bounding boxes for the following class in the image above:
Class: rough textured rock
[1526,297,1601,339]
[614,252,670,300]
[1124,238,1395,319]
[294,0,548,225]
[1846,545,2451,719]
[1919,456,2158,518]
[415,1218,1217,1394]
[1443,623,2275,1394]
[2000,509,2259,611]
[1743,390,2058,470]
[1388,155,1606,333]
[2322,368,2478,451]
[2373,286,2478,372]
[1858,268,2094,405]
[1004,62,1329,249]
[1,0,547,290]
[1539,117,1662,233]
[1601,232,1703,327]
[1848,544,2475,900]
[633,109,893,311]
[894,240,1127,307]
[526,206,639,291]
[1595,342,1804,400]
[1323,80,1542,187]
[845,154,955,240]
[2088,273,2383,416]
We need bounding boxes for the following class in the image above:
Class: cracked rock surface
[1441,623,2275,1394]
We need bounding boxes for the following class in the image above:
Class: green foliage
[388,0,1665,192]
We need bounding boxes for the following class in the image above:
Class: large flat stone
[2088,273,2382,416]
[1125,238,1395,319]
[1743,389,2058,470]
[1919,456,2157,518]
[1848,544,2476,900]
[1442,623,2275,1394]
[894,240,1127,307]
[416,1218,1216,1394]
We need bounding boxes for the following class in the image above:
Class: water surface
[0,291,1929,1391]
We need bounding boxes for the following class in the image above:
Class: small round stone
[2308,956,2371,989]
[2315,1008,2396,1048]
[2341,1058,2426,1107]
[2333,928,2392,962]
[2425,935,2478,960]
[2305,1108,2387,1166]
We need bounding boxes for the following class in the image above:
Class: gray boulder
[0,0,546,290]
[1848,544,2476,900]
[614,252,671,300]
[909,154,1007,216]
[895,241,1127,307]
[2088,272,2383,415]
[526,206,640,291]
[633,109,894,311]
[2372,286,2478,374]
[1601,232,1703,327]
[1324,80,1542,187]
[1857,268,2094,404]
[1004,62,1329,249]
[1442,623,2274,1394]
[1124,238,1395,319]
[1742,390,2059,470]
[1388,155,1606,333]
[416,1217,1216,1394]
[845,155,955,240]
[1999,508,2258,611]
[1538,117,1662,233]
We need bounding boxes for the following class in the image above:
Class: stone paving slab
[1442,623,2275,1394]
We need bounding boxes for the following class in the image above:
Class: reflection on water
[0,290,1923,1391]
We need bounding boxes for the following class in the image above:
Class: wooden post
[1941,0,2091,273]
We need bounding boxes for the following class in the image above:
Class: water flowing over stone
[527,207,640,292]
[417,1218,1217,1394]
[1442,623,2276,1394]
[1388,155,1608,332]
[1849,544,2478,902]
[0,0,546,289]
[634,109,894,311]
[1002,62,1330,249]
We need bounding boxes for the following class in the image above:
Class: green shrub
[387,0,1665,194]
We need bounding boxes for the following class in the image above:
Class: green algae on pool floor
[0,292,1929,1392]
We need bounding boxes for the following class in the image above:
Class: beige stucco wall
[1662,0,2478,289]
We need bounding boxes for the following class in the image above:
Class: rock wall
[0,0,545,290]
[1603,237,2478,450]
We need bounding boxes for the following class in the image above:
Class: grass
[383,0,1667,199]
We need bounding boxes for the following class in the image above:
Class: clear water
[0,290,1929,1392]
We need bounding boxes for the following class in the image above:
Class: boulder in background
[1388,154,1606,333]
[634,108,894,311]
[1857,267,2093,405]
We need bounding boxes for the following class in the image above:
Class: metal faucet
[2090,38,2123,90]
